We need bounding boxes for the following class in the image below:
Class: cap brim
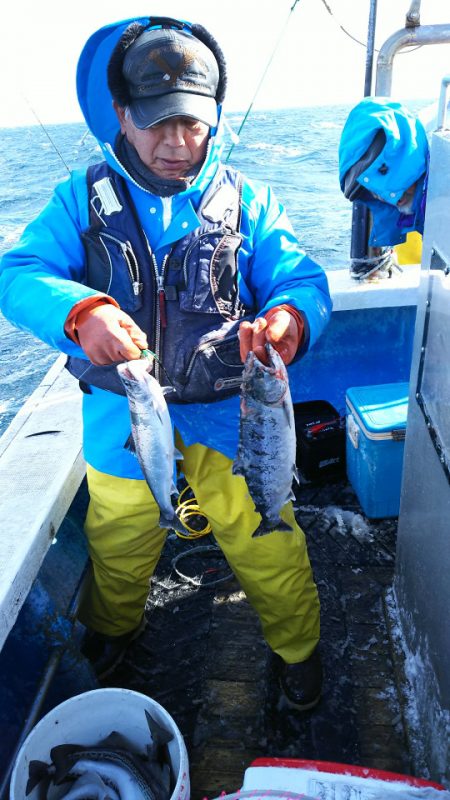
[129,92,218,130]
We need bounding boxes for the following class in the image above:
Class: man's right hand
[75,304,149,365]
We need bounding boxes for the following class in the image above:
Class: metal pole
[350,0,378,262]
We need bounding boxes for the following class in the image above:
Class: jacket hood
[76,17,225,183]
[338,97,429,207]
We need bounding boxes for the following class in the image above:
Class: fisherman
[0,16,332,709]
[338,97,429,272]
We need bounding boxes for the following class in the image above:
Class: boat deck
[103,476,414,800]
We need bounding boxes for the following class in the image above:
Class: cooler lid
[346,383,409,434]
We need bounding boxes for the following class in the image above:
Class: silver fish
[116,359,186,534]
[27,711,174,800]
[57,758,154,800]
[233,343,297,537]
[60,771,119,799]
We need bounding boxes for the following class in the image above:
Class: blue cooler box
[346,383,409,519]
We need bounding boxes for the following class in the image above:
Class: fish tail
[252,518,293,538]
[159,513,189,535]
[26,759,53,794]
[145,709,174,746]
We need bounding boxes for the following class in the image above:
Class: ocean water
[0,102,390,434]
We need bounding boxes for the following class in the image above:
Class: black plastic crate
[293,400,346,482]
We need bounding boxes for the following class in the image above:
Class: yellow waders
[79,436,320,664]
[394,230,422,265]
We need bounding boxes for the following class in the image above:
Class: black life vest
[66,162,255,403]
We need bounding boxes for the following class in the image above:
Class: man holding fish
[0,16,332,709]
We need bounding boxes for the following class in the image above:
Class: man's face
[371,181,418,213]
[115,103,210,179]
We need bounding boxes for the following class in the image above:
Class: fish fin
[145,709,174,747]
[173,447,183,461]
[124,433,136,455]
[252,518,293,538]
[232,458,245,476]
[282,400,293,426]
[50,743,84,784]
[26,760,52,795]
[99,730,137,753]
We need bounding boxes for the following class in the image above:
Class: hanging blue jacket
[0,17,332,478]
[338,97,429,247]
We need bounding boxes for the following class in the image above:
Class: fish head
[117,358,160,400]
[117,358,153,383]
[242,345,288,405]
[118,360,173,426]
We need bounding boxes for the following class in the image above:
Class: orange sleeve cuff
[64,295,120,343]
[265,304,305,347]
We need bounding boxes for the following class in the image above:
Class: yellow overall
[395,231,422,265]
[79,436,320,664]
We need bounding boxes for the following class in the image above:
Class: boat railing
[0,354,85,650]
[376,22,450,96]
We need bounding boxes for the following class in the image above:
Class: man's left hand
[239,305,304,365]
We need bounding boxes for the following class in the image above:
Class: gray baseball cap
[122,27,220,129]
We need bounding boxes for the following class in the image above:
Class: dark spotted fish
[233,343,297,537]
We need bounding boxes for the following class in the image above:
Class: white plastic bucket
[9,688,189,800]
[211,793,315,800]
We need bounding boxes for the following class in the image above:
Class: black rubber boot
[81,617,146,680]
[275,646,323,711]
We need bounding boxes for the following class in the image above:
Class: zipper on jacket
[182,229,229,287]
[148,249,170,384]
[99,232,143,295]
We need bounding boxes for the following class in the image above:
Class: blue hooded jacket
[0,17,332,477]
[338,97,429,247]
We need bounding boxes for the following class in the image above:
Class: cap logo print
[122,29,220,128]
[139,45,208,92]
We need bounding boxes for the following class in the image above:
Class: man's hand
[239,305,304,366]
[75,304,148,365]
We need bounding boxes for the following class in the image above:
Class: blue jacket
[0,17,332,477]
[338,97,429,246]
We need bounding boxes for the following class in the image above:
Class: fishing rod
[225,0,301,162]
[21,93,72,174]
[349,0,378,270]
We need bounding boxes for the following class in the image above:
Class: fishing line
[318,0,370,48]
[225,0,302,161]
[21,93,72,174]
[318,0,423,55]
[140,348,177,392]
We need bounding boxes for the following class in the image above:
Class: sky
[0,0,449,128]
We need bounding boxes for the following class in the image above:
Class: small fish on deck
[26,709,174,800]
[117,358,187,535]
[233,343,298,537]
